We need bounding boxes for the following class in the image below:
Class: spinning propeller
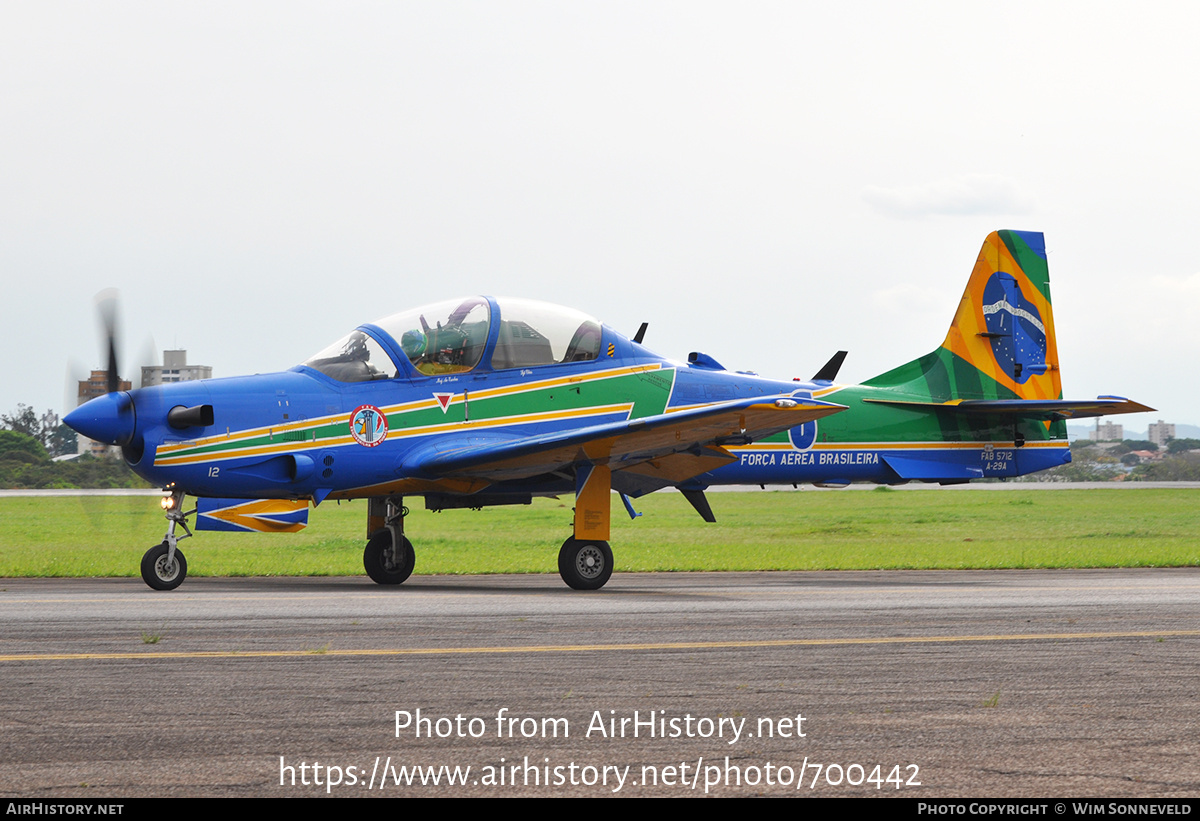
[64,291,209,463]
[65,291,140,452]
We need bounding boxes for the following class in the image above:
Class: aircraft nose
[64,391,136,446]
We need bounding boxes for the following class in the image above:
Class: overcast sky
[2,1,1196,432]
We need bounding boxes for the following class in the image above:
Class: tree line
[1013,438,1200,482]
[0,404,148,489]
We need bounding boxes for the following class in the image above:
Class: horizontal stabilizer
[862,396,1153,420]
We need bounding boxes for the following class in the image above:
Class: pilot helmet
[400,329,427,358]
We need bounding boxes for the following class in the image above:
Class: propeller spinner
[65,291,139,450]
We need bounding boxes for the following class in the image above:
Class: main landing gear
[557,463,615,590]
[558,538,613,590]
[363,496,415,585]
[364,485,617,590]
[143,487,192,590]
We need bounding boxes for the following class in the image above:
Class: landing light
[160,494,176,511]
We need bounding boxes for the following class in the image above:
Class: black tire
[558,538,613,590]
[364,529,415,585]
[141,542,187,591]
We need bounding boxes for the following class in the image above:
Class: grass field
[1,487,1197,578]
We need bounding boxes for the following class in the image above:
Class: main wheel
[558,538,613,590]
[141,542,187,591]
[364,530,415,585]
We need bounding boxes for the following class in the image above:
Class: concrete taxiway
[1,569,1198,797]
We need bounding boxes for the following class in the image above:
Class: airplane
[65,230,1150,591]
[690,230,1155,494]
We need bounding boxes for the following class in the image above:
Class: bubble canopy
[302,297,603,382]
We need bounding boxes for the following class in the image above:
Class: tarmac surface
[1,569,1198,797]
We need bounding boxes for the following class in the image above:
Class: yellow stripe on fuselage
[155,363,663,460]
[153,403,636,467]
[724,440,1065,453]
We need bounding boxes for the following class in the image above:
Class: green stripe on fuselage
[156,367,675,463]
[425,367,674,426]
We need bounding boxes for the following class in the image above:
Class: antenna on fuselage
[811,351,848,382]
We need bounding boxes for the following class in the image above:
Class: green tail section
[866,230,1062,402]
[850,230,1066,444]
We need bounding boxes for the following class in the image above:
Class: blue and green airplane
[66,230,1150,591]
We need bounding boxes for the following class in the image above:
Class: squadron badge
[349,404,389,447]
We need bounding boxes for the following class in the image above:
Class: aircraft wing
[408,396,846,483]
[862,395,1154,420]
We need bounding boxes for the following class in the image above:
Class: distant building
[78,370,131,405]
[1089,421,1124,442]
[1147,420,1176,448]
[1126,450,1161,465]
[77,370,132,457]
[141,350,212,387]
[75,350,212,457]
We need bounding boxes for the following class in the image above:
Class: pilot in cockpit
[400,329,427,362]
[401,325,476,375]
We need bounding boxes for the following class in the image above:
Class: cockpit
[301,297,603,383]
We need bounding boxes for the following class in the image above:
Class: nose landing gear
[142,487,192,590]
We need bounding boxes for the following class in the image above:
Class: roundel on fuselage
[788,420,817,450]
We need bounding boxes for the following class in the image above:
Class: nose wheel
[141,542,188,590]
[558,538,613,590]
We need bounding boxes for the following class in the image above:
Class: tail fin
[863,230,1153,422]
[865,230,1061,402]
[942,230,1062,401]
